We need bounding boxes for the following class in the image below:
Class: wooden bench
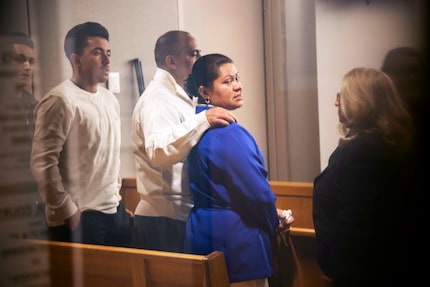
[27,239,230,287]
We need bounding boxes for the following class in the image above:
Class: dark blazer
[313,133,410,287]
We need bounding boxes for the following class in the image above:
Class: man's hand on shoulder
[205,107,237,127]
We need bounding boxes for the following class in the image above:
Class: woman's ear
[198,85,207,98]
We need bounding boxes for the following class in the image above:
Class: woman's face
[206,63,243,110]
[335,92,347,123]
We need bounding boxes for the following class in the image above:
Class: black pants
[48,203,132,247]
[132,215,185,252]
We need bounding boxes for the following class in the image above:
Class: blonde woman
[313,67,414,287]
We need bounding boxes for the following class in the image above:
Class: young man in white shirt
[31,22,131,247]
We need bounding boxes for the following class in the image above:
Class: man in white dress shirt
[131,30,237,252]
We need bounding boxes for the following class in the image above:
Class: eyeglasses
[188,49,201,58]
[14,54,35,65]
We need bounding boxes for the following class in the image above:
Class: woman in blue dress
[184,53,293,287]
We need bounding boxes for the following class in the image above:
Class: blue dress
[184,122,278,282]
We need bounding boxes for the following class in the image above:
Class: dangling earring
[204,98,211,105]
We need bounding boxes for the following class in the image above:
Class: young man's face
[78,36,111,85]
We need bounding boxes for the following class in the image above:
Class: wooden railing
[269,181,330,287]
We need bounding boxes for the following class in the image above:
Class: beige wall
[315,0,426,170]
[263,0,321,182]
[182,0,268,167]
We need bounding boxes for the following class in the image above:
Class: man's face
[174,36,201,84]
[77,36,111,85]
[12,43,34,90]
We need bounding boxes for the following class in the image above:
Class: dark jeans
[48,203,132,247]
[132,215,185,253]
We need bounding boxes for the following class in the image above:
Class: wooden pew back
[270,181,314,230]
[28,239,230,287]
[270,181,330,287]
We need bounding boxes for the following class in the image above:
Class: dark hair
[185,53,233,99]
[154,30,191,67]
[8,32,34,48]
[64,21,109,60]
[381,46,422,74]
[1,32,34,64]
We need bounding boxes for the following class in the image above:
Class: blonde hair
[338,67,413,153]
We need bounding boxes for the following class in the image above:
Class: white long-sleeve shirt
[31,79,122,226]
[131,68,210,221]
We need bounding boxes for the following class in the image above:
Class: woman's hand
[277,208,294,232]
[276,208,294,246]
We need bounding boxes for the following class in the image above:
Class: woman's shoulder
[342,133,385,150]
[339,133,398,165]
[209,122,252,137]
